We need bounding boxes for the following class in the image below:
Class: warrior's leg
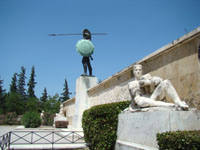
[151,80,188,109]
[87,59,92,76]
[135,96,174,108]
[150,80,168,101]
[82,57,87,75]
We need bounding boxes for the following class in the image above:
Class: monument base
[115,109,200,150]
[73,76,98,129]
[55,121,68,128]
[54,116,68,128]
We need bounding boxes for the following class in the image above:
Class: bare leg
[150,80,188,109]
[87,59,92,76]
[135,95,174,108]
[82,57,87,75]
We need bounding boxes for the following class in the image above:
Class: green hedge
[21,111,41,128]
[157,130,200,150]
[82,101,130,150]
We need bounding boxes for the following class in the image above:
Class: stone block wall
[63,97,75,125]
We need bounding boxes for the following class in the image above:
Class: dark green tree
[17,66,26,98]
[10,73,18,93]
[40,87,48,111]
[60,79,71,102]
[40,87,48,103]
[26,97,40,112]
[44,94,60,114]
[0,77,6,114]
[5,92,25,115]
[27,66,36,98]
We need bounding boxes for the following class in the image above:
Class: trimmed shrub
[42,112,55,126]
[157,130,200,150]
[82,101,130,150]
[21,111,41,128]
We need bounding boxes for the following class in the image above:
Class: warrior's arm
[139,79,151,87]
[139,76,163,93]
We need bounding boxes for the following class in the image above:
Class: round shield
[76,39,94,57]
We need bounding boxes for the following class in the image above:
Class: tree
[5,92,25,115]
[40,87,48,111]
[0,77,6,114]
[26,97,40,112]
[44,94,60,114]
[17,66,26,98]
[27,66,36,98]
[10,73,18,93]
[60,79,71,102]
[40,87,48,103]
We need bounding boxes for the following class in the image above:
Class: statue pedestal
[54,115,68,128]
[73,76,98,129]
[115,110,200,150]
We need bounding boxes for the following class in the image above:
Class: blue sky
[1,0,200,98]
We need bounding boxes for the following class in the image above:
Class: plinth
[115,110,200,150]
[54,115,68,128]
[73,76,98,129]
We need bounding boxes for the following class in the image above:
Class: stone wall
[140,31,200,109]
[63,97,75,126]
[87,27,200,109]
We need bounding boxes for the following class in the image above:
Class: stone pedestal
[115,110,200,150]
[54,115,68,128]
[73,76,98,129]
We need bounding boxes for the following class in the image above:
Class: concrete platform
[115,109,200,150]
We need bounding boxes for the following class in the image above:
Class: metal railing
[0,132,11,150]
[0,130,85,150]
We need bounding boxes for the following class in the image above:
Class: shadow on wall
[84,77,90,89]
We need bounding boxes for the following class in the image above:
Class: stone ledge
[138,26,200,64]
[63,97,75,107]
